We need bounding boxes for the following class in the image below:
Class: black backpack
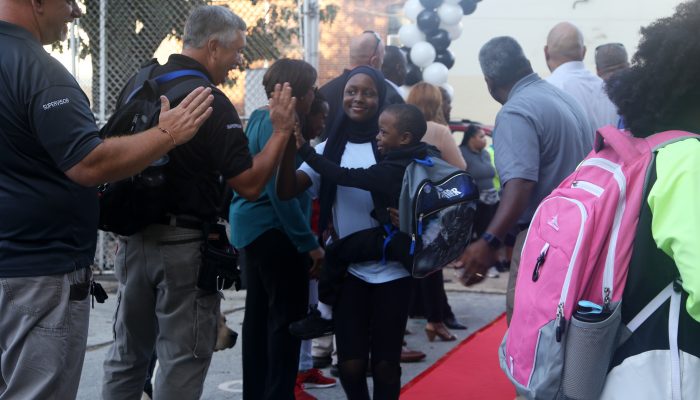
[398,156,479,278]
[97,60,211,235]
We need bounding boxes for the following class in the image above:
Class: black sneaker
[289,306,334,340]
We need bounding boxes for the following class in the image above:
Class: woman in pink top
[406,82,468,341]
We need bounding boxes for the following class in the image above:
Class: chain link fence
[60,0,401,271]
[66,0,304,271]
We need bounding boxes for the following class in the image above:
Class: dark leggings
[473,201,498,239]
[241,229,310,400]
[421,269,451,322]
[334,274,411,400]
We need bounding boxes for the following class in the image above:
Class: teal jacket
[229,108,317,253]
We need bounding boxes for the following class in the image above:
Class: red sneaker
[294,381,317,400]
[297,368,337,389]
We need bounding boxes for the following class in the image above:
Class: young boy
[290,104,430,339]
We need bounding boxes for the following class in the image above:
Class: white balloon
[403,0,424,22]
[441,83,454,100]
[423,62,449,86]
[444,0,462,4]
[437,3,463,26]
[444,21,463,40]
[410,41,437,68]
[398,24,425,48]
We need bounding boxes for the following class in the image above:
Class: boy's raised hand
[308,247,324,280]
[387,207,400,228]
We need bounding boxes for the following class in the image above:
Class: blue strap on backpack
[125,69,210,103]
[381,224,398,265]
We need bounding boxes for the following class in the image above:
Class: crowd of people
[0,0,698,400]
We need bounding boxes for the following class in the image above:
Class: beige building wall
[443,0,685,125]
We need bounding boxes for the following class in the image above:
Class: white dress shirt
[546,61,619,131]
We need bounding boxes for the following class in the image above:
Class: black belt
[156,215,206,231]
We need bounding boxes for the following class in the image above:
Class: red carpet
[401,314,515,399]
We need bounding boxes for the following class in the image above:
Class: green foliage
[55,0,338,111]
[241,2,339,68]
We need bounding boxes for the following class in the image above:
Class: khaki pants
[506,229,528,326]
[102,224,220,400]
[0,268,91,400]
[312,335,335,359]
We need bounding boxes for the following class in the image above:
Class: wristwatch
[481,232,502,249]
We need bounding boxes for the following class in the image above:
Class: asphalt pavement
[77,269,508,400]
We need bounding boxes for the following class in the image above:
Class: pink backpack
[498,127,698,399]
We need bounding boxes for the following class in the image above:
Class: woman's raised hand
[269,83,296,135]
[293,122,307,149]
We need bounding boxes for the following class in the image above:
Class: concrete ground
[77,269,508,400]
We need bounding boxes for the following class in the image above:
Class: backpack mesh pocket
[559,302,622,399]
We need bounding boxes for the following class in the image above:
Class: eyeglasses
[363,30,382,62]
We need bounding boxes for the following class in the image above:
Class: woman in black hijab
[278,66,412,399]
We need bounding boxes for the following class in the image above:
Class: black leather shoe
[444,316,467,330]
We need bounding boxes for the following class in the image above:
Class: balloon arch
[398,0,482,94]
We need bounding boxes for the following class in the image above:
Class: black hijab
[318,66,387,235]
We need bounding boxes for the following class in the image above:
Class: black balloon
[436,49,455,69]
[405,63,423,86]
[416,9,441,34]
[459,0,477,15]
[427,29,451,53]
[419,0,444,9]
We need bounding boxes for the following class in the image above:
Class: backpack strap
[381,224,399,264]
[618,279,683,400]
[153,69,210,86]
[161,74,213,107]
[125,69,210,104]
[116,62,159,108]
[645,130,699,151]
[625,281,675,333]
[595,126,642,163]
[413,156,434,167]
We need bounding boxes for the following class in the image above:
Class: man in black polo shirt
[100,6,299,400]
[0,1,218,399]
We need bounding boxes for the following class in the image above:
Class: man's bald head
[349,31,385,70]
[545,22,585,72]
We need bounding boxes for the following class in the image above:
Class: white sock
[317,301,333,320]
